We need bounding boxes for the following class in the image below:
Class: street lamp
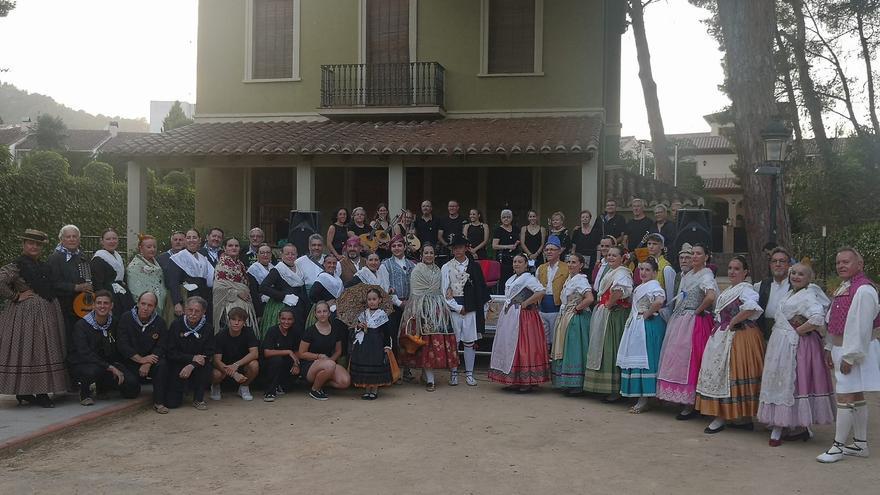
[754,117,791,245]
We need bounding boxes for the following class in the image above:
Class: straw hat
[18,229,49,244]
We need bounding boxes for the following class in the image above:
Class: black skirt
[349,329,392,387]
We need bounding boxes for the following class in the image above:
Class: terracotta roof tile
[103,117,602,157]
[702,177,740,191]
[0,126,28,146]
[17,129,111,152]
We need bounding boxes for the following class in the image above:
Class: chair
[478,259,501,289]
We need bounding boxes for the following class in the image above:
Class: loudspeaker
[288,210,321,257]
[671,208,712,270]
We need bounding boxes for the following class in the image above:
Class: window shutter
[488,0,535,74]
[252,0,295,79]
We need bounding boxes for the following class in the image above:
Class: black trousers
[71,363,140,400]
[265,355,298,392]
[388,308,402,356]
[166,363,211,408]
[121,359,169,406]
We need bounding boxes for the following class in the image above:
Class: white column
[296,161,315,211]
[126,161,147,255]
[388,158,406,217]
[580,154,599,212]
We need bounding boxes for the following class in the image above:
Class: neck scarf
[55,244,81,262]
[130,306,157,332]
[246,261,271,285]
[317,271,343,298]
[714,282,753,321]
[85,311,113,337]
[171,249,215,287]
[275,261,304,287]
[358,308,389,328]
[183,314,207,338]
[93,249,125,282]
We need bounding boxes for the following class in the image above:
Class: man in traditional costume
[817,247,880,463]
[338,237,366,285]
[441,234,490,386]
[536,235,568,349]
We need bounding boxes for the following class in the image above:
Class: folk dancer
[537,235,569,350]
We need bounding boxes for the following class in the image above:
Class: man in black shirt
[262,307,302,401]
[68,291,140,406]
[624,198,654,251]
[601,199,626,242]
[116,291,169,413]
[210,307,260,401]
[165,296,215,410]
[650,204,678,248]
[437,199,468,248]
[414,200,436,246]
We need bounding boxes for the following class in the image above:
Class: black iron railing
[320,62,445,109]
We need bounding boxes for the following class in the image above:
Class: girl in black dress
[520,210,547,269]
[326,208,350,260]
[298,301,350,400]
[571,209,603,275]
[349,288,393,400]
[492,209,520,292]
[465,209,489,259]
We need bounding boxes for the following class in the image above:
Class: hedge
[792,222,880,280]
[0,152,194,263]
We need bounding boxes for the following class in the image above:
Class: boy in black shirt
[210,307,260,401]
[262,307,302,401]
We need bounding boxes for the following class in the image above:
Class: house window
[246,0,301,81]
[480,0,543,76]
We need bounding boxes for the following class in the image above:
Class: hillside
[0,82,148,131]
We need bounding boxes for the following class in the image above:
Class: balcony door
[365,0,411,106]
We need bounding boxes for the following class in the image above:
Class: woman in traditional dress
[350,288,394,400]
[618,258,667,413]
[398,244,459,392]
[492,209,520,291]
[259,243,309,339]
[308,255,344,328]
[0,229,68,407]
[758,263,835,446]
[520,210,546,268]
[246,243,273,320]
[346,252,390,291]
[656,243,716,419]
[591,235,616,290]
[488,254,551,392]
[584,245,633,401]
[91,227,134,317]
[696,255,766,434]
[126,234,166,316]
[167,229,214,318]
[326,208,350,260]
[465,209,489,260]
[548,211,572,256]
[550,253,594,394]
[211,237,258,333]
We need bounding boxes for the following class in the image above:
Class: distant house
[2,122,150,163]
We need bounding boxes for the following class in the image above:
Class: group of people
[1,197,877,464]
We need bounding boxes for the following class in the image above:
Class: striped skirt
[695,325,765,420]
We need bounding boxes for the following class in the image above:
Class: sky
[0,0,728,137]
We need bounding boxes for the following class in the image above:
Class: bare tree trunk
[628,0,672,183]
[775,28,806,162]
[856,9,880,134]
[787,0,835,166]
[717,0,792,278]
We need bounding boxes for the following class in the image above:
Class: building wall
[196,0,604,117]
[195,168,248,235]
[691,152,737,179]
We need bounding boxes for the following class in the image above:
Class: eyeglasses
[770,259,789,264]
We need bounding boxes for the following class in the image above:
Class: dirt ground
[2,365,879,495]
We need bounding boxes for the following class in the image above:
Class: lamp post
[754,117,791,245]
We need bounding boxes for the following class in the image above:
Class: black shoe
[362,392,373,400]
[15,394,36,406]
[675,410,700,421]
[704,424,725,434]
[309,389,329,401]
[729,422,754,431]
[34,394,54,408]
[263,393,276,403]
[784,430,813,442]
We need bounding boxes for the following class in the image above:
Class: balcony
[319,62,445,119]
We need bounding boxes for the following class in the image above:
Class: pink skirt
[656,313,714,405]
[488,309,551,386]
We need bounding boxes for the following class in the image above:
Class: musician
[537,236,569,348]
[347,207,373,258]
[338,237,366,285]
[437,200,468,254]
[91,228,134,318]
[116,291,169,414]
[167,229,214,319]
[199,227,224,267]
[47,224,92,344]
[414,200,437,247]
[441,233,490,387]
[624,199,653,251]
[370,203,392,259]
[68,290,140,406]
[392,209,421,261]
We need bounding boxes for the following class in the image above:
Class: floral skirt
[398,333,460,370]
[551,311,591,389]
[696,325,765,420]
[488,309,550,386]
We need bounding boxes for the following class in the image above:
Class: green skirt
[259,300,285,339]
[551,310,591,389]
[583,307,628,394]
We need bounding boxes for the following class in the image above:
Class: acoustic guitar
[358,230,391,253]
[72,259,94,318]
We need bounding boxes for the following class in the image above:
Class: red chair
[478,259,501,289]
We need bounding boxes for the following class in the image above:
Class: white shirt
[295,254,342,285]
[754,278,790,320]
[441,257,470,313]
[545,261,560,296]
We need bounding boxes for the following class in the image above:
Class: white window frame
[244,0,302,83]
[479,0,544,77]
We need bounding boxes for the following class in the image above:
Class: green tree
[161,101,193,132]
[0,1,15,17]
[83,161,115,186]
[21,150,69,182]
[33,114,68,150]
[0,145,11,174]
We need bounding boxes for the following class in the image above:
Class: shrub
[163,170,192,189]
[792,222,880,281]
[20,150,70,182]
[83,161,115,184]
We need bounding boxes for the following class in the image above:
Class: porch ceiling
[103,116,602,158]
